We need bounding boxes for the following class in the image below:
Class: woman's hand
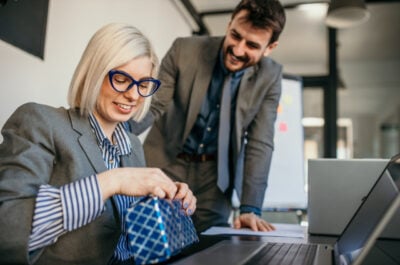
[97,168,196,215]
[174,182,196,216]
[97,167,178,200]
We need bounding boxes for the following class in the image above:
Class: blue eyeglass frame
[108,69,161,97]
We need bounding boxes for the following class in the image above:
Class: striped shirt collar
[88,113,131,156]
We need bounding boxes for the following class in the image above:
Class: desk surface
[159,225,400,265]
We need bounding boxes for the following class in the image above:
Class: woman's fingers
[174,182,196,215]
[174,182,189,199]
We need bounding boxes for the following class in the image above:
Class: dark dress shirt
[183,51,244,155]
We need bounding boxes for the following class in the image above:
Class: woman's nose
[124,85,141,100]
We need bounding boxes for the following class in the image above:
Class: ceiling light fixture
[325,0,370,28]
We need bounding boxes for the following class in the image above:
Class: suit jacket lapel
[68,109,107,173]
[121,140,144,168]
[233,65,257,153]
[183,38,223,142]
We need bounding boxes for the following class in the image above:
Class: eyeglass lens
[110,72,158,96]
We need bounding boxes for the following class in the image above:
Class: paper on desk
[201,223,305,238]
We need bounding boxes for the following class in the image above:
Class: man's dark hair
[231,0,286,44]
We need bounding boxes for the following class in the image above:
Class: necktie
[217,74,232,192]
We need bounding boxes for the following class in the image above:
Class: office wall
[0,0,192,141]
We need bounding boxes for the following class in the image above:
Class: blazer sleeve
[128,38,182,135]
[0,103,57,263]
[150,38,182,122]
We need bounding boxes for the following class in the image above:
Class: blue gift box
[125,196,199,265]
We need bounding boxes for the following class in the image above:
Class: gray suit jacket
[0,103,145,264]
[142,36,282,210]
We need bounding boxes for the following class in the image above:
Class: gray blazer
[0,103,145,264]
[143,36,282,209]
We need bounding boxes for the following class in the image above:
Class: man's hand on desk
[233,213,276,232]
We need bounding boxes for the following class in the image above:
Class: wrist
[97,169,120,200]
[239,205,261,216]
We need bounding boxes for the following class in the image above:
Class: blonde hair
[67,23,159,121]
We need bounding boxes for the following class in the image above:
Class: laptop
[172,154,400,265]
[307,158,400,239]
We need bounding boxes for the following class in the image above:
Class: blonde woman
[0,23,196,265]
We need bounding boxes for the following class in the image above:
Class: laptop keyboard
[243,242,318,265]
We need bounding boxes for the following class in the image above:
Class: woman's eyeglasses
[108,70,160,97]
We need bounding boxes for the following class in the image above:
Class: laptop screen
[334,154,400,265]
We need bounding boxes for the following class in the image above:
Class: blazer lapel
[68,109,107,173]
[234,65,257,152]
[183,38,223,141]
[120,142,144,168]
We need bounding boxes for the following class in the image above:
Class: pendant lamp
[325,0,370,28]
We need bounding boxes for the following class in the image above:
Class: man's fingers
[235,213,276,232]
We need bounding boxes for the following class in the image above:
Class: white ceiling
[188,0,400,122]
